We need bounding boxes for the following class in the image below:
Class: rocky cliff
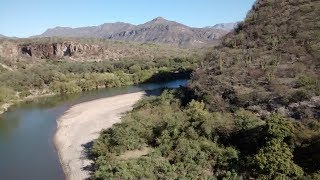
[0,38,190,61]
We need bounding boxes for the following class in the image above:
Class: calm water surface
[0,79,187,180]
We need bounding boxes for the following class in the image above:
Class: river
[0,79,187,180]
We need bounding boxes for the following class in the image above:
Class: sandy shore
[54,91,146,180]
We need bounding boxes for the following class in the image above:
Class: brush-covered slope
[0,37,192,61]
[191,0,320,120]
[90,1,320,179]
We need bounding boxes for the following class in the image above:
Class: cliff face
[18,42,102,59]
[0,38,190,61]
[0,41,112,60]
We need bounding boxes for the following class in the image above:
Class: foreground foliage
[91,89,320,179]
[92,0,320,179]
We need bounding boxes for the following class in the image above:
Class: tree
[235,109,264,131]
[265,114,294,140]
[49,81,82,94]
[129,64,141,74]
[254,139,304,179]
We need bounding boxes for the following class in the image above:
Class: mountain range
[0,34,7,38]
[33,17,236,47]
[205,22,238,31]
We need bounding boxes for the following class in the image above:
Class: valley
[0,0,319,179]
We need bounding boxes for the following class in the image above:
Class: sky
[0,0,256,38]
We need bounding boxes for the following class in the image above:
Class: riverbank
[54,91,146,180]
[0,92,55,115]
[0,103,12,115]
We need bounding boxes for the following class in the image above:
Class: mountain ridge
[205,22,238,31]
[34,17,236,47]
[0,34,8,38]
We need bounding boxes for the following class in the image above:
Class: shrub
[254,139,304,179]
[235,109,264,131]
[0,86,15,103]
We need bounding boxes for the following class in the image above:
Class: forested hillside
[91,0,320,179]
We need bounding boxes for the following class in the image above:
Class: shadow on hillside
[142,69,192,83]
[81,141,95,180]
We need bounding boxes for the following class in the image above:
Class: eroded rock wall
[17,42,103,59]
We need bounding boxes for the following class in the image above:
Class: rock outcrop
[18,42,102,59]
[0,38,190,61]
[0,41,19,59]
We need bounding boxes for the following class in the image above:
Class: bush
[254,139,304,179]
[129,64,141,74]
[0,86,15,103]
[289,89,312,103]
[235,109,264,131]
[49,81,82,94]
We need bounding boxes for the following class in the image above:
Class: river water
[0,79,187,180]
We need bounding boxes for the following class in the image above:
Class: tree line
[0,56,199,107]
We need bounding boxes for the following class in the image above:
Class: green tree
[49,81,82,94]
[235,109,264,131]
[265,114,294,140]
[129,64,141,74]
[254,139,303,179]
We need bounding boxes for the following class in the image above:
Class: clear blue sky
[0,0,256,38]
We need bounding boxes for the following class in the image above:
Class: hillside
[0,37,192,62]
[0,34,10,39]
[34,17,232,47]
[91,0,320,179]
[191,0,320,118]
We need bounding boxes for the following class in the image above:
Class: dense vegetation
[191,0,320,117]
[92,89,320,179]
[91,0,320,179]
[0,55,200,109]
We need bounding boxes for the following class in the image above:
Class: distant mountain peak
[206,23,238,31]
[148,16,171,24]
[34,18,235,47]
[153,16,166,21]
